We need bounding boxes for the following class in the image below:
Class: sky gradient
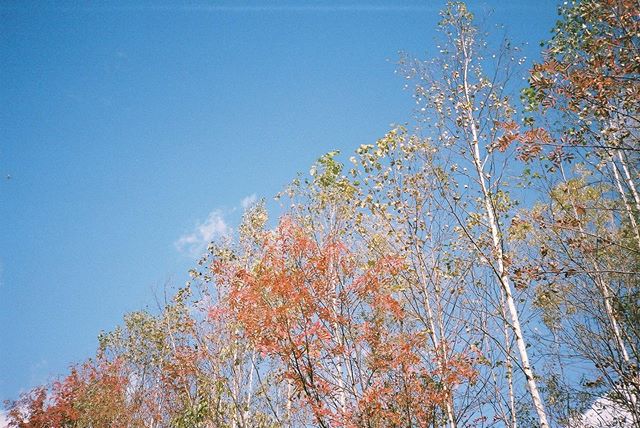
[0,0,559,401]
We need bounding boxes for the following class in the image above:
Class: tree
[399,3,551,426]
[519,0,640,424]
[5,359,132,428]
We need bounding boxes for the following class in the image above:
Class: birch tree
[399,3,550,426]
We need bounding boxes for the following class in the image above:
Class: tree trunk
[460,38,550,428]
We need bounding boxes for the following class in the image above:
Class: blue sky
[0,0,558,401]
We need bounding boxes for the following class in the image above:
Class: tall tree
[399,3,551,427]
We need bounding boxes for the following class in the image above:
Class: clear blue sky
[0,0,558,401]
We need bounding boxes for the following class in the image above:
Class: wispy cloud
[175,209,231,257]
[175,194,259,257]
[240,193,258,210]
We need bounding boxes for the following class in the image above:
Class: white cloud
[0,411,8,428]
[240,193,258,210]
[175,210,231,257]
[175,194,260,257]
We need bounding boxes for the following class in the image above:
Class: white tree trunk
[616,149,640,216]
[610,158,640,249]
[460,42,550,428]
